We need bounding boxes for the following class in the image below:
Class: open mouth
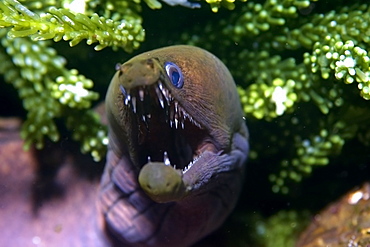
[120,81,211,173]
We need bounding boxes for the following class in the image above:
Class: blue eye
[165,62,184,88]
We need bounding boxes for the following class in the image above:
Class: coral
[252,211,309,247]
[223,210,309,247]
[205,0,247,12]
[159,0,201,9]
[0,29,107,161]
[181,0,370,194]
[224,0,315,37]
[0,0,145,51]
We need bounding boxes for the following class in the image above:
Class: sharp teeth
[152,82,203,130]
[194,121,201,128]
[161,89,170,104]
[156,87,165,108]
[178,105,183,119]
[139,89,145,101]
[164,151,170,166]
[181,108,188,119]
[131,96,137,113]
[159,98,165,109]
[184,113,202,129]
[183,162,191,173]
[174,101,178,113]
[183,155,199,173]
[147,156,151,163]
[169,104,174,122]
[119,85,127,97]
[158,82,172,105]
[163,89,170,104]
[125,94,131,106]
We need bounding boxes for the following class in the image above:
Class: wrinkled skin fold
[99,45,249,247]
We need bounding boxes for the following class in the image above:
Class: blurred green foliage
[181,0,370,195]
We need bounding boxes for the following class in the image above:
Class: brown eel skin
[0,45,249,247]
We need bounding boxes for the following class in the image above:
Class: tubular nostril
[120,63,132,75]
[145,58,154,69]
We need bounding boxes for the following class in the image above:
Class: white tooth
[177,107,202,128]
[132,96,137,113]
[181,119,184,129]
[158,82,171,105]
[164,90,169,103]
[174,101,178,113]
[163,89,170,105]
[146,114,151,119]
[125,94,131,105]
[119,85,127,97]
[142,115,146,122]
[159,98,165,108]
[175,118,178,129]
[178,106,184,120]
[188,117,201,128]
[170,120,173,128]
[147,156,151,163]
[183,156,198,173]
[164,151,170,166]
[139,89,145,101]
[156,87,165,108]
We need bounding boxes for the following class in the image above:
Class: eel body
[100,45,249,246]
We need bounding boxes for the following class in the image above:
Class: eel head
[105,45,247,203]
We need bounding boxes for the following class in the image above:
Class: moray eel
[100,45,249,246]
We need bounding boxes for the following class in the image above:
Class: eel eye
[165,62,184,89]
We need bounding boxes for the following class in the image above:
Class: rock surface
[297,183,370,247]
[0,117,108,247]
